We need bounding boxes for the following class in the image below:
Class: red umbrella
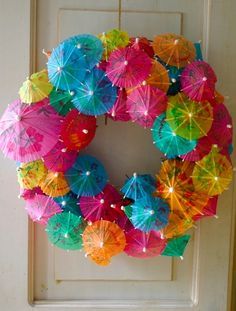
[129,37,154,58]
[193,196,218,221]
[106,47,152,88]
[106,89,131,122]
[61,109,96,151]
[127,85,167,128]
[124,229,167,258]
[110,198,134,232]
[180,136,212,162]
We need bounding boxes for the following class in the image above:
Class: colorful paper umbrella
[19,187,44,200]
[180,136,212,162]
[17,159,47,189]
[49,87,75,116]
[161,235,191,258]
[65,154,108,197]
[121,173,156,201]
[82,220,126,266]
[72,68,118,116]
[39,171,70,197]
[46,212,86,250]
[146,60,170,92]
[80,184,122,222]
[124,229,166,258]
[124,196,170,232]
[54,192,81,216]
[106,47,152,88]
[194,42,203,61]
[166,93,213,140]
[180,61,217,102]
[0,98,62,162]
[25,194,62,225]
[151,113,197,158]
[127,85,167,128]
[47,41,87,91]
[129,37,154,58]
[43,140,77,172]
[193,196,218,221]
[192,147,233,196]
[152,33,196,68]
[166,65,183,95]
[61,109,96,151]
[19,69,53,104]
[209,90,225,105]
[163,211,193,239]
[106,89,131,122]
[64,34,103,69]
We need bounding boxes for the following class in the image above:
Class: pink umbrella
[193,196,218,221]
[80,184,122,222]
[106,47,152,88]
[127,85,167,128]
[128,37,154,58]
[106,89,131,122]
[43,140,77,172]
[19,187,44,200]
[0,98,62,162]
[124,229,167,258]
[180,136,212,162]
[25,194,62,225]
[180,61,217,102]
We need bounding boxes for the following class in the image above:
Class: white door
[0,0,235,310]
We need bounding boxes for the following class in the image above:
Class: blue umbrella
[65,154,108,197]
[54,192,81,216]
[124,196,170,232]
[64,34,103,69]
[121,173,156,201]
[151,113,197,158]
[72,68,118,116]
[47,41,87,92]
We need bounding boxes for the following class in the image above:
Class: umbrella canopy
[180,61,217,102]
[49,87,75,116]
[46,212,86,250]
[64,34,103,69]
[80,184,122,222]
[124,196,170,232]
[113,200,134,233]
[121,173,156,201]
[146,60,170,92]
[106,47,152,88]
[106,88,131,122]
[124,229,167,258]
[192,147,233,196]
[163,211,193,239]
[152,33,196,68]
[127,85,167,128]
[61,109,97,151]
[54,192,81,216]
[151,113,197,158]
[42,140,77,172]
[82,220,126,266]
[65,154,108,197]
[166,93,213,140]
[17,159,47,189]
[129,37,154,58]
[0,98,62,162]
[19,69,53,104]
[25,194,62,225]
[19,186,44,200]
[161,234,191,258]
[193,196,218,221]
[166,65,183,95]
[72,68,118,116]
[47,41,87,91]
[179,136,212,162]
[39,171,70,197]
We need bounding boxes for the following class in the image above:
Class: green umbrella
[49,87,75,116]
[161,234,191,259]
[45,212,85,250]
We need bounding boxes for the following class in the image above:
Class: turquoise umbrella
[54,192,81,216]
[49,87,75,116]
[161,234,191,259]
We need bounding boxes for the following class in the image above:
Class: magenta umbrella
[25,194,62,225]
[180,136,212,162]
[106,89,131,122]
[19,186,44,200]
[127,85,167,128]
[0,98,62,162]
[180,60,217,101]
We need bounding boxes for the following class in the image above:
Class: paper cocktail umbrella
[19,187,44,200]
[193,196,218,221]
[72,68,118,116]
[163,211,193,239]
[180,136,212,162]
[161,235,191,259]
[129,37,154,58]
[47,41,87,91]
[151,113,197,158]
[65,154,108,197]
[0,98,62,162]
[106,47,152,88]
[166,65,183,95]
[61,109,96,151]
[124,229,167,258]
[166,93,213,140]
[54,192,81,217]
[25,194,62,225]
[152,33,196,68]
[146,60,170,92]
[106,89,131,122]
[46,212,86,250]
[49,88,75,116]
[127,85,167,128]
[39,171,70,197]
[82,220,126,266]
[19,69,53,104]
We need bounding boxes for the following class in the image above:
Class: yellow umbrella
[39,171,70,197]
[19,69,53,104]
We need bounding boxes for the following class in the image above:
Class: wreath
[0,29,233,266]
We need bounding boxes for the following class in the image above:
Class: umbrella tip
[180,256,184,260]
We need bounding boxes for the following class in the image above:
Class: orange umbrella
[82,220,126,266]
[39,171,70,197]
[152,33,196,68]
[163,211,194,239]
[146,60,170,92]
